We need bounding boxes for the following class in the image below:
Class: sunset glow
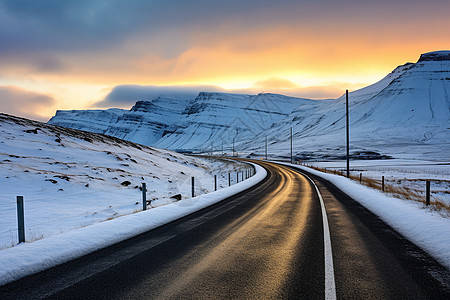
[0,0,449,120]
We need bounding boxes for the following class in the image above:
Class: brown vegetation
[303,164,450,214]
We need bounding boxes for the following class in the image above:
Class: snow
[306,159,450,207]
[0,113,267,285]
[278,161,450,270]
[0,163,266,286]
[0,114,254,249]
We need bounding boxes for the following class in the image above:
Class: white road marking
[301,172,337,300]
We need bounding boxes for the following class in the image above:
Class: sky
[0,0,449,121]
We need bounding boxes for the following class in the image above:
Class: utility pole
[232,138,235,157]
[346,89,350,178]
[290,127,293,164]
[265,136,268,160]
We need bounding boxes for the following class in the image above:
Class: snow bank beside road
[280,162,450,270]
[0,163,267,286]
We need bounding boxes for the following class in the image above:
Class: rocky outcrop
[418,51,450,62]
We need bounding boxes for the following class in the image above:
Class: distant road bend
[1,161,449,299]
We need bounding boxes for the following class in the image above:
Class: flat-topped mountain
[49,92,309,152]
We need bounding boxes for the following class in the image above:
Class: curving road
[0,161,449,299]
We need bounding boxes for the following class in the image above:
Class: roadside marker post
[191,177,195,197]
[346,90,350,178]
[16,196,25,244]
[426,181,430,206]
[142,182,147,211]
[214,175,217,191]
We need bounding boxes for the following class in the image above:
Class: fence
[1,164,256,248]
[297,162,449,211]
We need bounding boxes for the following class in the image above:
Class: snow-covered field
[306,159,450,208]
[278,162,450,270]
[0,113,253,249]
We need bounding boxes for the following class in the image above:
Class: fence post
[228,173,231,186]
[214,175,217,191]
[359,173,362,183]
[142,183,147,211]
[16,196,25,243]
[237,172,239,183]
[382,176,385,192]
[426,180,430,206]
[191,177,195,197]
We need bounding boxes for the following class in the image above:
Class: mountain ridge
[48,51,450,160]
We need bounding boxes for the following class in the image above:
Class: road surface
[0,161,449,299]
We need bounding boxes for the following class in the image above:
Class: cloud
[0,0,286,56]
[1,0,448,89]
[95,84,227,107]
[94,80,358,110]
[0,86,58,121]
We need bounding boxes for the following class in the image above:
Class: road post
[16,196,25,244]
[346,90,350,178]
[142,182,147,211]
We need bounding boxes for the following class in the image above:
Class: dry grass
[304,164,450,215]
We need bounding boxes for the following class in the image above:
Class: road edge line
[301,171,337,300]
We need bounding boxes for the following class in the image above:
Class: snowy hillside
[0,113,249,248]
[241,51,450,160]
[48,51,450,160]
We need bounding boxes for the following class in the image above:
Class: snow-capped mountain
[49,51,450,160]
[240,51,450,160]
[49,92,309,152]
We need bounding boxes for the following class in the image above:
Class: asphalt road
[1,161,449,299]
